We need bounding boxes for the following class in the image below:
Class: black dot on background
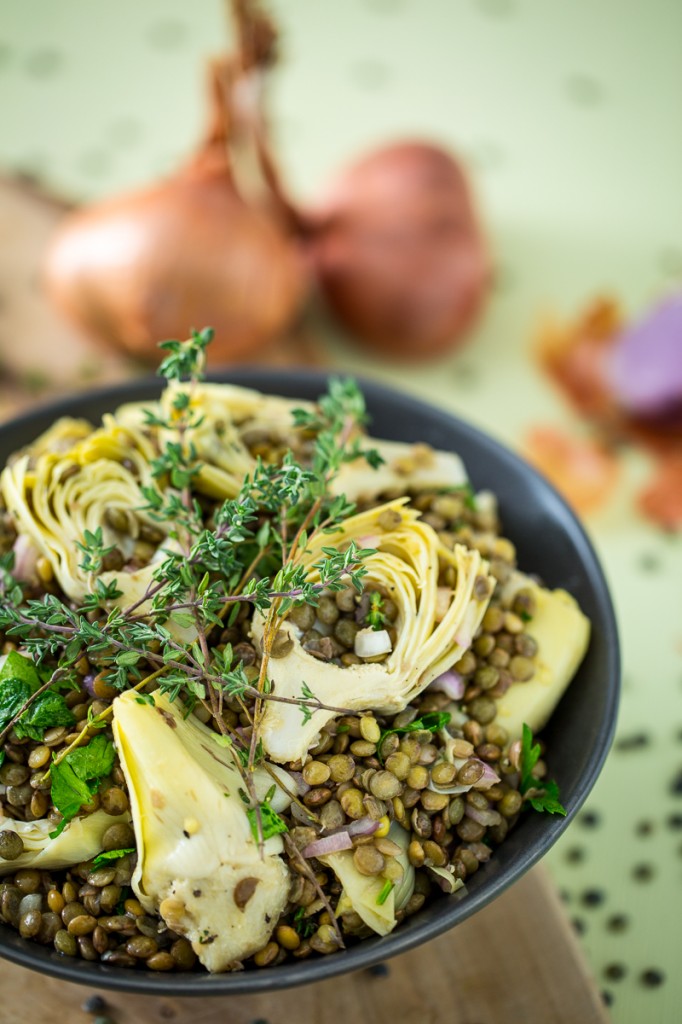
[640,969,665,988]
[82,994,107,1014]
[601,991,614,1007]
[606,913,629,933]
[581,888,606,908]
[454,363,480,385]
[632,863,656,882]
[635,820,654,837]
[368,962,390,977]
[615,732,650,752]
[669,768,682,796]
[350,59,390,89]
[579,810,601,828]
[565,73,604,107]
[565,845,586,864]
[147,20,188,49]
[24,48,63,78]
[604,963,627,982]
[571,917,587,935]
[638,551,661,572]
[667,813,682,830]
[559,889,571,903]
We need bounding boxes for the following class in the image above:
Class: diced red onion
[464,805,502,827]
[302,832,353,858]
[83,673,98,698]
[428,670,465,700]
[11,534,40,584]
[288,771,310,796]
[464,841,493,863]
[323,815,380,839]
[355,592,370,623]
[473,761,500,789]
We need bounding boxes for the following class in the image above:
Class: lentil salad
[0,333,590,973]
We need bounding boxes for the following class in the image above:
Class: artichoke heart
[330,438,467,504]
[112,690,290,972]
[0,809,129,876]
[0,416,160,606]
[493,572,591,741]
[252,500,494,763]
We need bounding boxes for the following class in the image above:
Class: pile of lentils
[0,485,547,971]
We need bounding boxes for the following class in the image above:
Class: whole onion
[308,141,490,360]
[44,63,307,365]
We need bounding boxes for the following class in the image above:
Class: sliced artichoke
[493,572,591,741]
[0,417,160,606]
[112,690,290,972]
[252,500,494,763]
[322,851,396,937]
[330,437,467,504]
[0,809,128,875]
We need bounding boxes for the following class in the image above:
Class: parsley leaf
[92,847,135,869]
[0,652,75,740]
[0,650,41,689]
[67,734,116,781]
[0,678,33,733]
[519,723,566,816]
[247,803,288,842]
[376,879,393,906]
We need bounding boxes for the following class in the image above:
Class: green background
[1,2,681,1020]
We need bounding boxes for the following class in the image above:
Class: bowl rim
[0,368,620,994]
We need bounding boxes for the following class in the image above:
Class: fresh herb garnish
[366,592,385,631]
[519,723,566,816]
[0,652,75,741]
[379,711,451,760]
[247,802,288,843]
[293,905,317,938]
[376,879,393,906]
[92,847,135,869]
[49,734,117,837]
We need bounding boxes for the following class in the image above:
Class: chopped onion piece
[302,832,353,858]
[428,670,465,701]
[427,865,464,895]
[464,805,502,827]
[354,628,392,659]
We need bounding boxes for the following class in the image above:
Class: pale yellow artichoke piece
[330,438,467,504]
[253,501,493,763]
[0,418,161,607]
[112,690,290,972]
[0,810,128,876]
[493,573,590,741]
[321,850,396,937]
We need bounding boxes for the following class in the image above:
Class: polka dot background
[0,1,681,1020]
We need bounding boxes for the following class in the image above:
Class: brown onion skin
[308,141,490,360]
[44,131,307,365]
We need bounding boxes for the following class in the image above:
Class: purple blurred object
[609,293,682,419]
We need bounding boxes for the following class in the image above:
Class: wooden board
[0,867,609,1024]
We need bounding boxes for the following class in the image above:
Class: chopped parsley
[50,734,117,837]
[247,802,288,843]
[519,723,566,816]
[379,711,451,760]
[92,847,135,869]
[376,879,393,906]
[0,652,74,741]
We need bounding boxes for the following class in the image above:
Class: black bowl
[0,369,620,994]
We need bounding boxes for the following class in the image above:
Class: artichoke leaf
[112,690,290,972]
[321,850,396,937]
[330,438,467,504]
[492,572,591,741]
[0,418,161,607]
[0,809,129,876]
[253,501,494,763]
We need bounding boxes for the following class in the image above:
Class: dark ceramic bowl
[0,369,620,994]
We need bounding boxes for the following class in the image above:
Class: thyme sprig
[0,329,381,850]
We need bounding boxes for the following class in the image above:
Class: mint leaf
[0,651,41,689]
[247,803,288,842]
[67,734,116,781]
[92,847,135,869]
[520,723,566,816]
[50,760,96,829]
[49,735,117,837]
[13,691,75,741]
[0,678,33,732]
